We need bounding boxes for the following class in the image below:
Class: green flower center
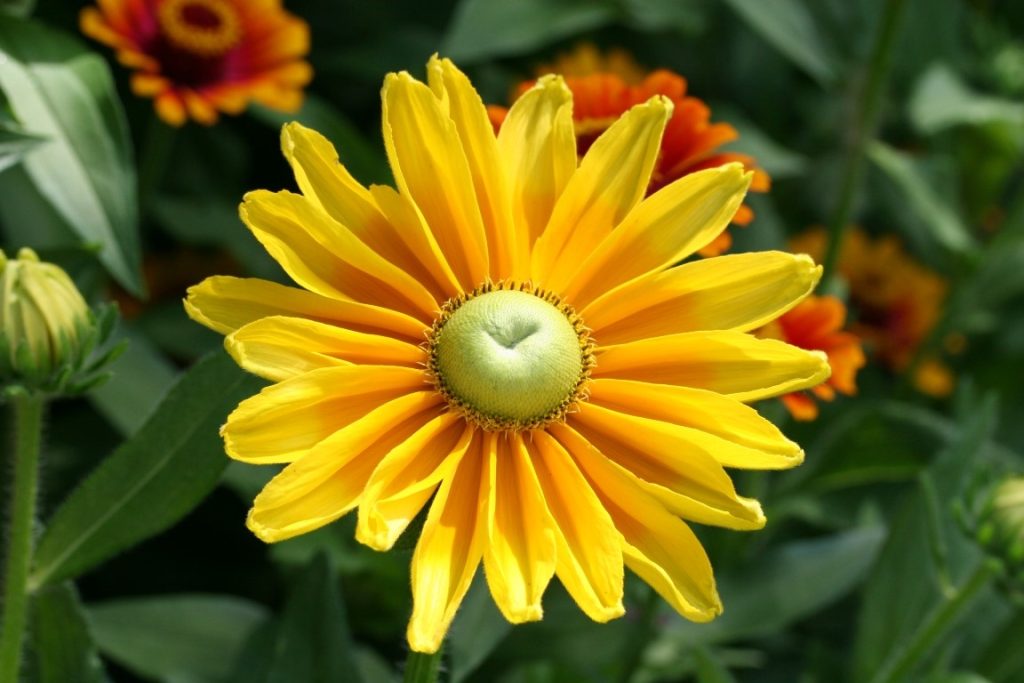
[428,283,594,431]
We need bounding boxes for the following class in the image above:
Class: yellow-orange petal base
[186,56,830,653]
[81,0,312,126]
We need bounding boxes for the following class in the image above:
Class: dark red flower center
[151,0,243,87]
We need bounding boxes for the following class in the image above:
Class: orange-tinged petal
[583,252,822,345]
[593,331,831,402]
[408,434,488,653]
[531,96,672,286]
[483,433,557,623]
[247,392,441,542]
[222,366,431,464]
[555,164,750,303]
[225,315,425,382]
[356,414,473,550]
[185,275,427,343]
[154,91,187,127]
[555,425,721,621]
[382,72,489,289]
[528,430,624,622]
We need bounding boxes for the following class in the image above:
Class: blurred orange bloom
[81,0,312,126]
[759,296,865,421]
[487,44,769,257]
[793,228,954,397]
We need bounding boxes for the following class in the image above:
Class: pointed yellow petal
[408,436,488,653]
[528,430,624,622]
[246,392,441,543]
[555,426,722,621]
[496,75,575,278]
[222,365,431,464]
[483,433,557,623]
[427,56,518,279]
[225,315,425,383]
[382,71,489,289]
[241,190,438,320]
[583,252,822,345]
[593,331,831,402]
[557,164,751,304]
[588,379,803,469]
[531,96,672,286]
[185,275,428,342]
[356,413,472,551]
[564,405,765,530]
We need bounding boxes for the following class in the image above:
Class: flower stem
[403,647,443,683]
[0,392,46,682]
[869,561,996,683]
[819,0,908,291]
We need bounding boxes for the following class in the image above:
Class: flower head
[81,0,312,126]
[487,45,770,257]
[186,57,829,653]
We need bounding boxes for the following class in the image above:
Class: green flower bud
[987,477,1024,563]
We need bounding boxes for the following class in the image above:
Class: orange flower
[759,296,865,420]
[792,228,953,397]
[81,0,312,126]
[488,45,770,257]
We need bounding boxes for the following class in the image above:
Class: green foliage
[28,583,109,683]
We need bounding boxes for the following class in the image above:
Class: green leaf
[617,0,706,33]
[29,583,109,683]
[0,0,33,17]
[713,104,809,180]
[910,63,1024,135]
[0,15,142,295]
[692,648,738,683]
[450,575,512,683]
[975,609,1024,683]
[0,120,43,173]
[88,594,270,683]
[441,0,617,63]
[868,141,977,255]
[722,0,839,86]
[31,353,264,587]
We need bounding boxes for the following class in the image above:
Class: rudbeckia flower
[186,57,829,653]
[758,296,865,420]
[80,0,312,126]
[487,45,770,257]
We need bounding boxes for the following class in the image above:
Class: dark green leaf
[692,648,738,683]
[0,120,42,173]
[31,353,263,587]
[0,0,33,17]
[0,15,142,294]
[975,609,1024,683]
[88,594,269,683]
[441,0,617,63]
[450,575,512,683]
[29,583,108,683]
[910,64,1024,135]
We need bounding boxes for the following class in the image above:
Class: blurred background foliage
[1,0,1023,681]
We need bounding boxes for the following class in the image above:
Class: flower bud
[980,477,1024,567]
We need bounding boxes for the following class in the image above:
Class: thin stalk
[0,393,46,682]
[820,0,909,290]
[403,647,443,683]
[869,561,996,683]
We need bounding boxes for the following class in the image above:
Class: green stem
[0,393,46,682]
[403,647,443,683]
[137,112,177,215]
[819,0,908,291]
[869,561,996,683]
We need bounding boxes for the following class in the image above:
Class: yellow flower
[185,57,829,653]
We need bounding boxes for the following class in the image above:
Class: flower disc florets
[427,281,595,431]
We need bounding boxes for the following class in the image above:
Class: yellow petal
[588,379,803,469]
[496,75,575,278]
[408,436,488,653]
[185,275,428,342]
[483,433,557,623]
[427,56,518,279]
[593,331,831,402]
[280,122,452,303]
[583,252,822,345]
[564,405,765,530]
[225,315,426,383]
[356,413,473,551]
[222,365,431,464]
[531,96,672,286]
[528,430,624,622]
[555,425,722,621]
[240,190,438,320]
[556,164,751,305]
[382,71,489,289]
[246,392,441,543]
